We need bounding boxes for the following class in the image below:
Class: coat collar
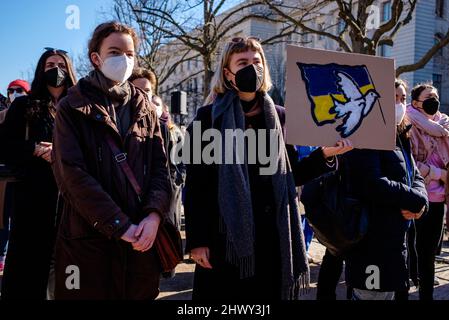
[65,81,152,129]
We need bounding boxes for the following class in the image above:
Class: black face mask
[421,97,440,115]
[229,64,264,93]
[44,67,67,88]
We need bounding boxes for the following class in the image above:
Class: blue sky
[0,0,112,96]
[0,0,243,97]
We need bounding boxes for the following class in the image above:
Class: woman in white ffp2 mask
[395,80,407,125]
[94,53,134,84]
[51,22,170,300]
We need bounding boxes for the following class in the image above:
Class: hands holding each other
[33,141,53,163]
[121,212,161,252]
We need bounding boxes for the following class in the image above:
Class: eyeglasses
[230,36,261,44]
[7,88,25,94]
[44,47,68,54]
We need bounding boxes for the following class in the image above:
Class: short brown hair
[88,21,139,67]
[129,67,157,91]
[411,82,438,102]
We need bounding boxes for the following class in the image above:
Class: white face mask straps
[97,53,135,84]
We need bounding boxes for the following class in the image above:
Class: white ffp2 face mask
[9,92,26,104]
[155,104,163,118]
[395,102,406,125]
[98,54,134,83]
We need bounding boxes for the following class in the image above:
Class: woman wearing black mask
[1,49,76,299]
[184,37,353,300]
[406,83,448,300]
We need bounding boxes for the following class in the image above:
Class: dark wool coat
[184,100,334,300]
[344,130,428,292]
[52,79,171,299]
[0,95,58,299]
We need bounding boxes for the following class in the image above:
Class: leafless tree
[128,0,300,97]
[74,51,93,79]
[262,0,449,77]
[111,0,199,94]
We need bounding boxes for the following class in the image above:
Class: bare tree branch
[263,0,449,76]
[111,0,197,93]
[262,0,353,52]
[379,0,418,46]
[126,0,268,97]
[396,28,449,76]
[171,69,206,90]
[371,0,403,47]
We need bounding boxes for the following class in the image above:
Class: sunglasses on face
[7,88,25,94]
[44,47,68,54]
[231,36,261,43]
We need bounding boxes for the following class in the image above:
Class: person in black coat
[0,49,77,299]
[129,69,186,231]
[183,37,353,300]
[344,79,428,300]
[152,95,186,231]
[152,95,186,279]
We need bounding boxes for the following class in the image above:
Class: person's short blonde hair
[204,37,272,105]
[129,67,157,92]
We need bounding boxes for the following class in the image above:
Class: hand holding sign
[322,139,354,158]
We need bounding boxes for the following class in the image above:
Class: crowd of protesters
[0,20,447,301]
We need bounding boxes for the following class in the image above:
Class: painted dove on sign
[297,63,384,138]
[285,45,395,151]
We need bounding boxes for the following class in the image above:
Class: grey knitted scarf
[211,90,310,300]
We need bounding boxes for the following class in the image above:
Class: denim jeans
[352,288,395,300]
[301,216,314,253]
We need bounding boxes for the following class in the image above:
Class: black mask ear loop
[224,67,237,91]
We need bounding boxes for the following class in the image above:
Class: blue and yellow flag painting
[297,63,377,126]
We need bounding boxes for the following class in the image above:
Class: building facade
[158,0,449,123]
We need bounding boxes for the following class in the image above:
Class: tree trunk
[203,54,213,99]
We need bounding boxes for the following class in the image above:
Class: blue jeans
[301,215,314,253]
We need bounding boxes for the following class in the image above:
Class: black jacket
[184,102,334,300]
[344,130,428,292]
[0,95,59,299]
[160,120,186,229]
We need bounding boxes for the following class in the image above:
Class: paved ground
[158,231,449,300]
[0,231,446,300]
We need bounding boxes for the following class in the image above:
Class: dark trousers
[317,249,344,300]
[0,183,14,257]
[408,202,445,300]
[1,181,57,300]
[318,248,409,300]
